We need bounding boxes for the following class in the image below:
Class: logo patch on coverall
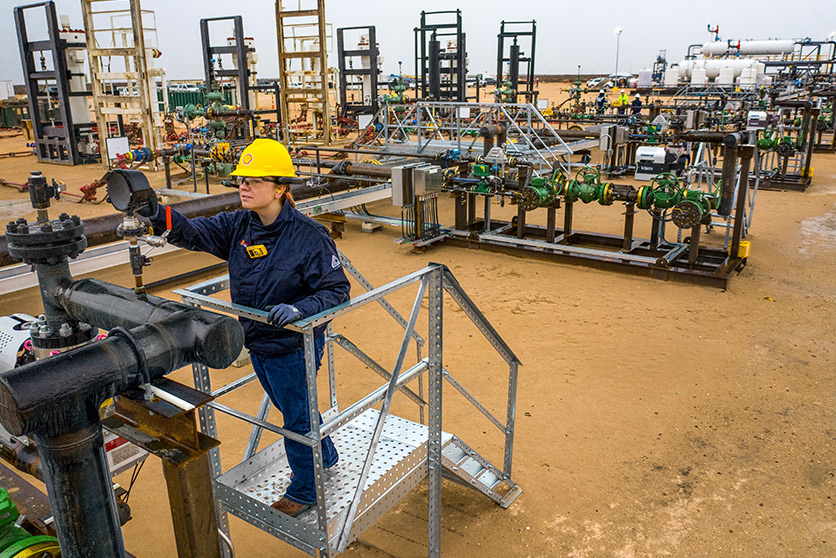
[331,254,341,269]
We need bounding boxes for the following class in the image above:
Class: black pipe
[718,141,739,217]
[509,41,520,93]
[35,425,123,557]
[681,130,729,143]
[774,100,813,109]
[428,37,441,99]
[479,124,507,155]
[0,307,242,557]
[56,279,242,369]
[0,437,43,480]
[0,192,241,268]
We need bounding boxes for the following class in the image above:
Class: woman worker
[145,138,350,516]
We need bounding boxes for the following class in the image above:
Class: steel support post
[454,193,467,230]
[191,361,231,558]
[467,193,476,225]
[546,207,556,243]
[503,360,519,478]
[516,205,526,239]
[622,202,635,251]
[303,331,330,556]
[244,393,272,459]
[562,201,574,241]
[162,453,222,558]
[730,146,753,259]
[802,108,818,182]
[427,267,443,558]
[688,223,701,267]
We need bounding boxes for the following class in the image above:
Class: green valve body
[472,164,491,177]
[0,488,60,556]
[671,191,713,229]
[520,176,557,210]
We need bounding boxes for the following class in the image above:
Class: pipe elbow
[723,132,743,147]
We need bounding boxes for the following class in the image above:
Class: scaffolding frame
[81,0,164,169]
[14,1,96,165]
[414,10,467,102]
[200,16,252,112]
[275,0,333,145]
[496,20,538,105]
[176,256,521,557]
[336,26,380,118]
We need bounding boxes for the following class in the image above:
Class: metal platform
[215,409,450,554]
[363,100,580,173]
[177,257,522,557]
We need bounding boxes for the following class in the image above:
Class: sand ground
[1,84,835,557]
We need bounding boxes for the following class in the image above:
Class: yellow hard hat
[231,138,296,178]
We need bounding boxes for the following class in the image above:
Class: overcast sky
[1,0,834,84]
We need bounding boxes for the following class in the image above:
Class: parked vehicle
[586,77,613,90]
[169,83,200,93]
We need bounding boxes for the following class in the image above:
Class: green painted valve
[472,164,491,178]
[520,176,557,211]
[565,167,612,205]
[0,488,60,557]
[648,172,683,209]
[471,181,491,194]
[671,189,714,229]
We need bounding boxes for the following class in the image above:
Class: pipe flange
[332,160,351,176]
[5,216,87,265]
[519,188,540,211]
[29,321,97,350]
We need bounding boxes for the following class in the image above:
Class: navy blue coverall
[151,201,350,504]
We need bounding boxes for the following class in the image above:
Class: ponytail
[269,177,296,207]
[283,188,296,207]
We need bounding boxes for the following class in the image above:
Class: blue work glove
[267,304,302,327]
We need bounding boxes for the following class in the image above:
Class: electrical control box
[392,163,442,206]
[746,110,774,131]
[635,146,687,181]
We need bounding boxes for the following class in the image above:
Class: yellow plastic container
[736,241,751,258]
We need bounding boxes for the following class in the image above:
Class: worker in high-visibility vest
[616,90,629,115]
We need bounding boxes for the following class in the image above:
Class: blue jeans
[250,335,339,505]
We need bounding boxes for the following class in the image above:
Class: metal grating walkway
[215,409,453,554]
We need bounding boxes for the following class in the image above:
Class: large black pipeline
[680,130,730,143]
[774,100,813,109]
[0,291,242,557]
[0,192,241,268]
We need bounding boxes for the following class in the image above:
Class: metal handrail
[179,257,519,557]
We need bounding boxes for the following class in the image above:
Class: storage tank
[717,67,735,85]
[678,58,759,79]
[664,67,679,87]
[637,68,652,88]
[701,39,795,57]
[737,68,758,86]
